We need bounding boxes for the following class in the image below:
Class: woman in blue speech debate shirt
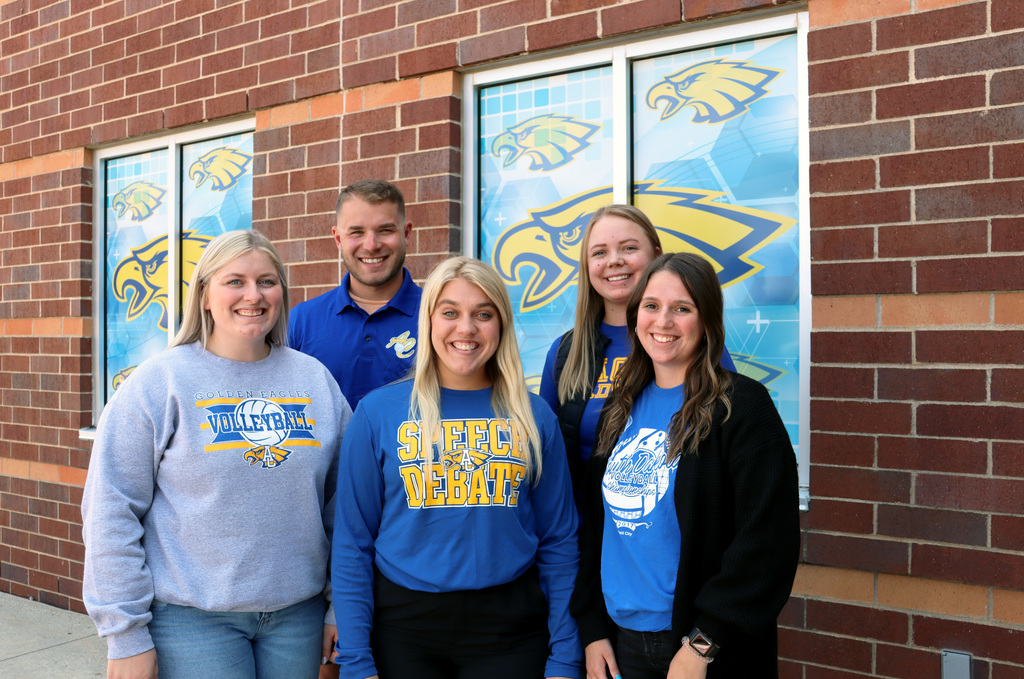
[331,257,581,679]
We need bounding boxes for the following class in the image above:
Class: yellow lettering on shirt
[397,421,421,462]
[397,418,530,509]
[400,466,424,508]
[593,356,627,399]
[467,468,490,505]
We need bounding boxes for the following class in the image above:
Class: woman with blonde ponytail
[331,257,581,679]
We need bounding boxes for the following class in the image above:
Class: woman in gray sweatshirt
[83,230,351,679]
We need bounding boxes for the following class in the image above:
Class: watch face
[690,631,717,657]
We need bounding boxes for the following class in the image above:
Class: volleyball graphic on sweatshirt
[235,399,289,447]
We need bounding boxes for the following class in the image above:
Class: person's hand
[107,648,158,679]
[318,623,341,678]
[667,642,709,679]
[321,624,339,663]
[585,638,620,679]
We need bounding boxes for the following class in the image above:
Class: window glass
[101,132,254,400]
[104,148,171,397]
[479,66,613,388]
[632,33,802,445]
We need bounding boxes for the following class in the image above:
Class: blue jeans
[148,595,324,679]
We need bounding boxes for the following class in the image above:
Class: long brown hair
[594,253,732,461]
[557,204,661,404]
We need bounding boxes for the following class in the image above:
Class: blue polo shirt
[288,269,422,411]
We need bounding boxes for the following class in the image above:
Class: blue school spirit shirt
[332,380,582,679]
[540,323,630,461]
[539,323,736,462]
[288,269,421,411]
[601,381,684,632]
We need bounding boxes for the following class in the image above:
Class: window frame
[460,12,811,507]
[86,118,256,432]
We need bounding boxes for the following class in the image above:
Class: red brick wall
[785,0,1024,676]
[4,0,1024,676]
[0,0,344,608]
[1,149,93,611]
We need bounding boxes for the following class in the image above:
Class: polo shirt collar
[334,268,419,316]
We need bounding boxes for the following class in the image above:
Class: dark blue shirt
[288,269,422,411]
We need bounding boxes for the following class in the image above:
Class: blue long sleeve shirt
[332,380,582,679]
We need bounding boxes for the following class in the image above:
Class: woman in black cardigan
[570,253,799,679]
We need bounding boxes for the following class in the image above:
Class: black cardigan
[570,373,800,677]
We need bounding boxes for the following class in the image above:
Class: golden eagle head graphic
[645,58,783,124]
[111,181,166,222]
[491,113,601,172]
[493,182,796,313]
[188,146,253,191]
[111,230,213,331]
[111,366,136,391]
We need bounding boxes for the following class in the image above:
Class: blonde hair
[557,204,662,404]
[170,230,289,349]
[411,257,543,481]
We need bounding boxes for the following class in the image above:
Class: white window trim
[460,12,811,508]
[84,118,256,435]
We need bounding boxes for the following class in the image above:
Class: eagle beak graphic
[111,194,129,218]
[112,261,157,322]
[647,81,684,121]
[492,131,524,168]
[494,224,577,313]
[188,163,208,188]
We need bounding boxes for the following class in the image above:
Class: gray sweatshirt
[82,343,351,659]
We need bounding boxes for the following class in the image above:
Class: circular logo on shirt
[235,398,288,447]
[602,427,677,531]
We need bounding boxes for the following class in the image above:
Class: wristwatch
[686,628,720,659]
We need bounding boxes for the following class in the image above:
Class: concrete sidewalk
[0,592,106,679]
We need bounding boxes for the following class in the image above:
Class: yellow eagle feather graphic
[111,230,213,330]
[491,113,601,172]
[188,146,252,191]
[646,58,783,124]
[441,448,493,473]
[111,181,166,222]
[492,182,796,313]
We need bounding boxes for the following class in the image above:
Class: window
[90,120,255,423]
[462,13,810,504]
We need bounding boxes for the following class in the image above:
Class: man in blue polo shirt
[289,180,422,411]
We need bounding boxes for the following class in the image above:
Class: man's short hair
[336,179,406,222]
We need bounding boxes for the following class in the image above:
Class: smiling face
[430,277,501,390]
[636,270,705,388]
[586,214,661,325]
[333,197,412,301]
[203,250,283,361]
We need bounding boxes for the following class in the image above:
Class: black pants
[371,569,550,679]
[614,625,678,679]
